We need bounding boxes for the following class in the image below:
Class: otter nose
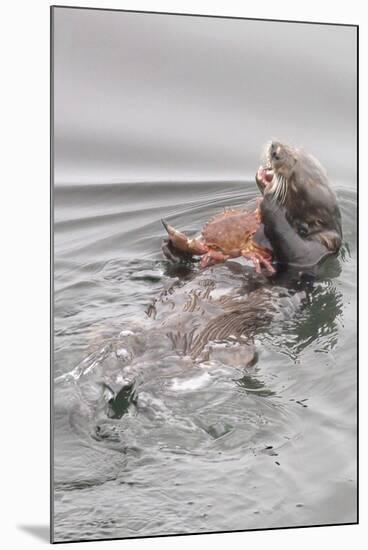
[270,143,281,160]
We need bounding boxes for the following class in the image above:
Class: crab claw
[162,238,196,264]
[161,219,208,255]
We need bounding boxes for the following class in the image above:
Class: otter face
[267,142,297,178]
[256,141,298,205]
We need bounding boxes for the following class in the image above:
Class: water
[52,8,357,543]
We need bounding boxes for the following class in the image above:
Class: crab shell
[200,207,266,257]
[162,204,274,272]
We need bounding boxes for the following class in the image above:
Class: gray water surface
[52,8,357,543]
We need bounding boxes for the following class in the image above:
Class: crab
[161,198,275,274]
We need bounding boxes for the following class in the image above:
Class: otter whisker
[269,177,278,200]
[270,175,288,207]
[272,175,283,203]
[270,174,279,194]
[278,176,286,206]
[281,177,288,206]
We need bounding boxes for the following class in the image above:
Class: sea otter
[63,143,344,423]
[255,141,342,272]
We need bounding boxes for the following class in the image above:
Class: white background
[1,0,365,548]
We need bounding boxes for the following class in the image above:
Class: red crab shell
[201,208,261,255]
[162,203,274,273]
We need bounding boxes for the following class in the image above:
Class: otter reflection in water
[157,141,343,361]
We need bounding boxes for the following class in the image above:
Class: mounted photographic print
[51,6,358,543]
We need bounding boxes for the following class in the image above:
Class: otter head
[256,141,298,205]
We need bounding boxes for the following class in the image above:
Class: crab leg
[241,248,275,274]
[199,249,230,268]
[161,219,208,255]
